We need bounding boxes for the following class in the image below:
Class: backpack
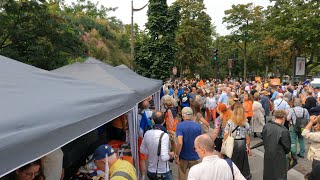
[164,107,179,132]
[291,108,308,134]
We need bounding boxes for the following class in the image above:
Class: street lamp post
[130,0,148,70]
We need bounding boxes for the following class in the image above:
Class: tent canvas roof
[85,58,163,102]
[0,56,136,177]
[54,58,162,103]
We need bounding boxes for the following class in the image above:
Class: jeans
[289,127,305,157]
[147,171,173,180]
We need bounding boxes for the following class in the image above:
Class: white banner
[295,57,306,76]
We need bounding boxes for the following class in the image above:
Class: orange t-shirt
[243,100,253,117]
[111,115,127,129]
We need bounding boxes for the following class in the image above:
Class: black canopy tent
[0,56,136,177]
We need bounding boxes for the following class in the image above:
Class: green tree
[223,3,264,80]
[175,0,214,77]
[212,36,242,79]
[0,0,86,70]
[266,0,320,76]
[134,0,180,80]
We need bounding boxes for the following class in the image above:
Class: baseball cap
[88,144,115,162]
[182,107,193,115]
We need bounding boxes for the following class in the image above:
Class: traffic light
[213,49,218,61]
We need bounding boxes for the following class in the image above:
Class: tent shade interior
[0,56,136,177]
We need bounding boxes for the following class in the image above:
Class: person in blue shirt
[177,84,184,98]
[218,87,230,105]
[168,85,174,96]
[175,107,201,180]
[270,88,279,101]
[179,88,191,108]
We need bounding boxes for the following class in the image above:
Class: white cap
[182,107,193,116]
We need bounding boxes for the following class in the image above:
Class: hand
[175,156,180,164]
[247,146,252,156]
[169,152,175,158]
[310,115,317,124]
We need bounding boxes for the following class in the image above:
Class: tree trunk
[265,64,269,81]
[244,40,247,81]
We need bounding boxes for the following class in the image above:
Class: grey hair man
[161,89,175,112]
[175,107,201,180]
[287,98,309,158]
[274,93,290,111]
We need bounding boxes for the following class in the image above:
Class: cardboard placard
[270,78,280,86]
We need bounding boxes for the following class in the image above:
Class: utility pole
[131,0,148,70]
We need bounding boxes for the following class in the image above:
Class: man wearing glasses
[188,134,245,180]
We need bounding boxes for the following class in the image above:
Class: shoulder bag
[221,124,239,158]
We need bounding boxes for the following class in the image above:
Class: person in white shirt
[188,134,246,180]
[206,92,217,122]
[140,111,175,180]
[273,93,290,111]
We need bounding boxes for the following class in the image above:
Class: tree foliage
[134,0,180,80]
[175,0,214,78]
[218,0,320,80]
[0,0,132,70]
[223,3,264,79]
[0,0,86,70]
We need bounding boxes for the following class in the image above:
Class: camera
[156,174,165,180]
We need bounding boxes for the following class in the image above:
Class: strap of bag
[231,126,240,134]
[292,108,298,119]
[277,99,283,107]
[156,132,165,175]
[224,158,234,180]
[112,171,133,180]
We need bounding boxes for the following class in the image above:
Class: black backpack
[291,108,308,134]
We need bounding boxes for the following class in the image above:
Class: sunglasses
[23,171,40,178]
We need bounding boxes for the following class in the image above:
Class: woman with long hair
[213,103,232,152]
[3,160,45,180]
[193,101,210,133]
[224,102,252,179]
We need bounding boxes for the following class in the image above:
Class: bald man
[188,134,245,180]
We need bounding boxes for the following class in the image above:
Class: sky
[69,0,272,35]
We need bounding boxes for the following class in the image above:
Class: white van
[311,78,320,88]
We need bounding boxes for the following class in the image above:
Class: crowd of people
[148,78,320,180]
[3,78,320,180]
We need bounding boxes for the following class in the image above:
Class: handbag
[221,125,239,158]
